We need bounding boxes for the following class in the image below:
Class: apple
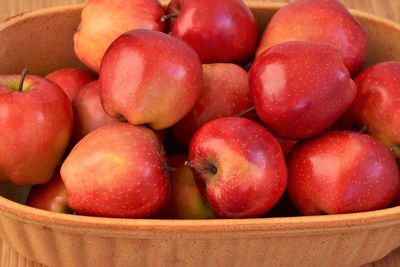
[256,0,367,76]
[393,186,400,206]
[276,137,297,157]
[26,168,71,213]
[164,0,258,64]
[287,131,399,215]
[249,41,356,140]
[0,70,73,185]
[346,62,400,158]
[72,80,119,143]
[46,67,96,102]
[159,154,216,219]
[74,0,165,72]
[172,63,253,146]
[60,123,170,218]
[100,29,203,130]
[187,117,287,218]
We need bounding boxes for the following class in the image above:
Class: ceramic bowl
[0,2,400,267]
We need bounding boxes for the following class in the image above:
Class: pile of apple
[3,0,400,219]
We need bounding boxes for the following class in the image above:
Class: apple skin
[287,131,399,215]
[346,62,400,158]
[46,67,96,102]
[166,0,258,64]
[249,41,356,140]
[26,168,72,213]
[187,117,287,218]
[72,80,119,143]
[172,63,253,146]
[74,0,165,72]
[60,123,170,218]
[0,74,73,185]
[159,154,216,219]
[256,0,367,76]
[100,29,203,130]
[276,137,297,157]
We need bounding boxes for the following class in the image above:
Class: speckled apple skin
[74,0,165,72]
[250,41,356,140]
[256,0,367,76]
[166,0,258,64]
[188,117,287,218]
[288,131,399,215]
[72,80,119,143]
[172,63,253,146]
[347,62,400,158]
[100,29,203,130]
[26,168,71,214]
[46,67,96,102]
[60,123,170,218]
[0,75,73,185]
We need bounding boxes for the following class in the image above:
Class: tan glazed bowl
[1,2,400,267]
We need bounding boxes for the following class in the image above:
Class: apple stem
[164,166,178,172]
[161,14,178,22]
[185,161,217,174]
[18,68,28,92]
[236,106,256,117]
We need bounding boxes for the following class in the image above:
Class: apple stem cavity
[161,14,178,22]
[185,161,218,175]
[18,68,28,92]
[236,106,256,117]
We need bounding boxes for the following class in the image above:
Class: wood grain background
[0,1,399,266]
[1,0,400,23]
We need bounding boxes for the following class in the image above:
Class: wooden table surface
[0,1,399,267]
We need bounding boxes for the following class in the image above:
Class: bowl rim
[0,2,400,235]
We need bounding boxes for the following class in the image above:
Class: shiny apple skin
[188,117,287,218]
[172,63,253,145]
[166,0,258,64]
[249,41,356,140]
[72,80,119,143]
[100,29,203,130]
[27,168,72,213]
[0,75,73,185]
[347,62,400,158]
[160,154,216,219]
[61,123,170,218]
[74,0,165,72]
[46,67,96,102]
[256,0,367,76]
[288,131,399,215]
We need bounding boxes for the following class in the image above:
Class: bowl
[0,2,400,267]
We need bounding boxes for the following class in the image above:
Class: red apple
[100,29,203,130]
[276,137,297,157]
[46,67,96,102]
[72,80,119,143]
[249,41,356,140]
[74,0,165,72]
[347,62,400,158]
[165,0,258,64]
[172,63,253,145]
[187,117,287,218]
[159,154,216,219]
[26,168,71,213]
[256,0,367,75]
[0,71,73,185]
[393,186,400,206]
[60,123,170,218]
[287,131,399,215]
